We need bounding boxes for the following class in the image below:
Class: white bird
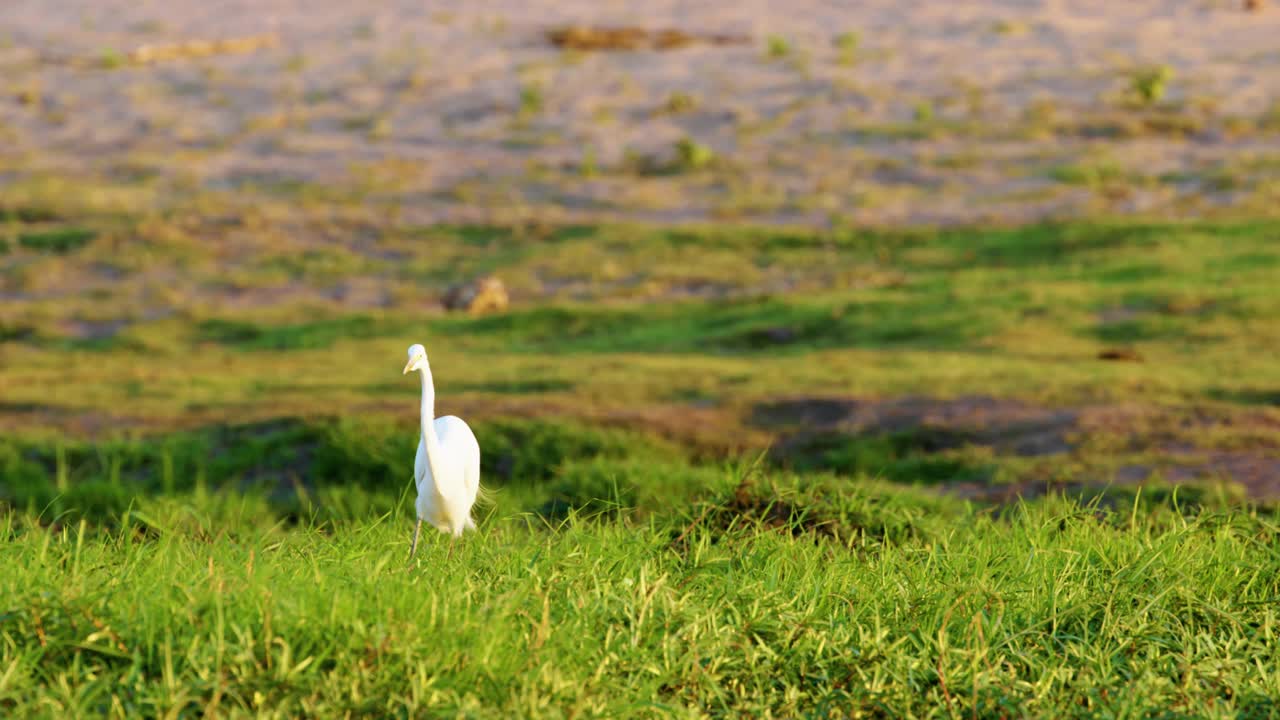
[402,343,482,560]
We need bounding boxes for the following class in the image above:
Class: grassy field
[5,481,1280,718]
[3,211,1280,716]
[5,4,1280,714]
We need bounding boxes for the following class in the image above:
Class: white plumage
[403,343,481,559]
[412,415,480,534]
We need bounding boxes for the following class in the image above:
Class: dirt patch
[0,402,142,439]
[61,319,128,341]
[4,2,1280,228]
[546,26,748,51]
[752,395,1280,501]
[1078,403,1280,450]
[1167,452,1280,497]
[943,452,1272,505]
[440,397,768,457]
[350,395,767,461]
[754,395,1078,457]
[6,391,1277,502]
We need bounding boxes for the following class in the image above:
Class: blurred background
[1,0,1279,515]
[4,1,1280,228]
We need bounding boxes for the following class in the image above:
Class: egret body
[403,343,481,559]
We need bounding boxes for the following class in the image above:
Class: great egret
[403,343,481,560]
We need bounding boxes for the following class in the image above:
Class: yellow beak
[403,359,415,374]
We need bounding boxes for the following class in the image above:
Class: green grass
[4,475,1279,717]
[764,35,791,59]
[434,295,988,354]
[1128,65,1174,106]
[0,418,684,523]
[196,317,417,352]
[15,227,97,254]
[3,218,1278,473]
[3,211,1280,715]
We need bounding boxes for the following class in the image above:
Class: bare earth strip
[3,0,1280,227]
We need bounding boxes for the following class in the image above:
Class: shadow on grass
[449,294,992,354]
[1208,388,1280,407]
[196,316,418,351]
[0,416,681,525]
[769,429,994,484]
[6,405,1265,537]
[185,292,993,356]
[18,227,96,254]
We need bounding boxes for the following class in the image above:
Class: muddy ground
[3,0,1280,227]
[755,395,1280,501]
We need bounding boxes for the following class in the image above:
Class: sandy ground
[2,0,1280,226]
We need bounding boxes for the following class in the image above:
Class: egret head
[403,343,428,374]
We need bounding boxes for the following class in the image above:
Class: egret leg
[446,536,455,562]
[408,518,423,560]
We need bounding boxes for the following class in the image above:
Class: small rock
[442,275,508,314]
[1098,347,1143,362]
[1245,0,1264,11]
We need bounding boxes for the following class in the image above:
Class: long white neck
[418,364,447,489]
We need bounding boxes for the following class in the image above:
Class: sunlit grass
[3,204,1280,716]
[6,215,1280,431]
[3,484,1278,717]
